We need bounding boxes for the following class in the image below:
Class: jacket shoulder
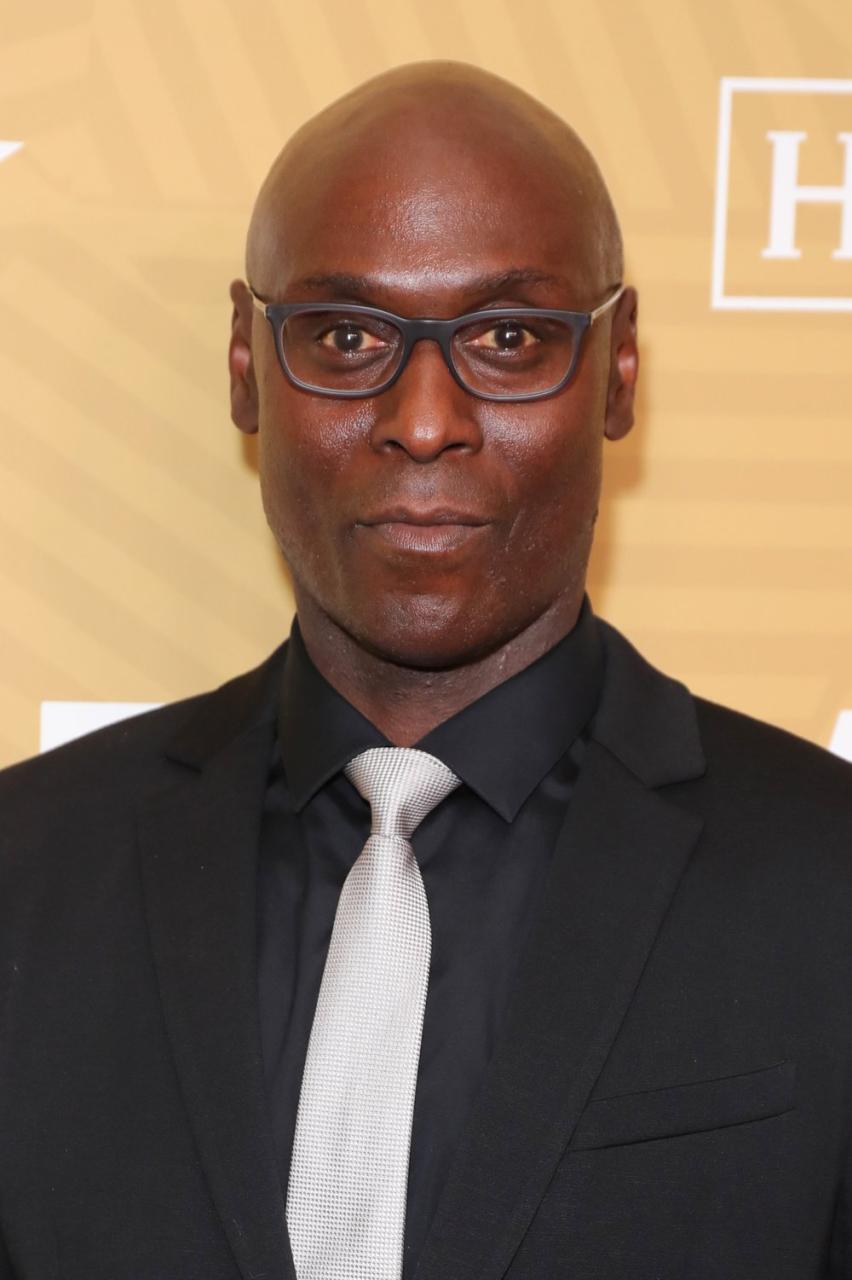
[596,616,852,854]
[0,694,206,809]
[0,644,284,829]
[675,694,852,928]
[693,694,852,812]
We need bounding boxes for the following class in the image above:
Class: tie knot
[344,746,461,840]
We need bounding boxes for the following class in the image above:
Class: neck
[293,592,584,746]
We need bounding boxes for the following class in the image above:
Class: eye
[318,324,387,354]
[470,320,539,352]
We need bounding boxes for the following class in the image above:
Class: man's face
[233,121,635,669]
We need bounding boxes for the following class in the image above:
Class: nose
[369,338,483,462]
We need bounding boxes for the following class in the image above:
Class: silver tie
[285,746,461,1280]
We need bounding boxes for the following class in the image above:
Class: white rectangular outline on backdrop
[712,76,852,312]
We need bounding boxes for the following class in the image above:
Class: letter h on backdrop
[712,77,852,311]
[762,129,852,261]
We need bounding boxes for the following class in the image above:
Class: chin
[339,591,521,672]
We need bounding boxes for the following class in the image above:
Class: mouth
[357,508,490,554]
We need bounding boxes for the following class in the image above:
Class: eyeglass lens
[279,309,579,395]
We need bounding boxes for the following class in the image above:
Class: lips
[357,508,490,553]
[360,507,489,527]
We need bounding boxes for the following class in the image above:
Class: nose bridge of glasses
[384,317,461,392]
[396,318,468,396]
[400,316,460,362]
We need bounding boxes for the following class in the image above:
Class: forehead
[259,121,600,307]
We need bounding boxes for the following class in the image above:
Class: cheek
[484,402,604,558]
[543,426,603,528]
[256,380,371,546]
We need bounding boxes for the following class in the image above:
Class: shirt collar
[278,621,388,812]
[278,598,604,821]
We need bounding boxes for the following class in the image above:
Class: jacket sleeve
[0,1229,16,1280]
[827,1093,852,1275]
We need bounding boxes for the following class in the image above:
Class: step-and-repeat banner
[1,1,850,767]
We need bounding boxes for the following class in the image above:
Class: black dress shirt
[257,600,604,1277]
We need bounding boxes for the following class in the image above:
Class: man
[1,60,851,1280]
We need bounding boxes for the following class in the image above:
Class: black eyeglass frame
[248,284,625,402]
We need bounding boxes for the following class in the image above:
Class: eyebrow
[288,267,565,302]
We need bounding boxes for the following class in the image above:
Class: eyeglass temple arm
[589,283,626,323]
[248,287,268,315]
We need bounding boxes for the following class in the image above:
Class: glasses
[248,284,624,402]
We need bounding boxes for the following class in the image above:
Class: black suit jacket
[2,620,852,1279]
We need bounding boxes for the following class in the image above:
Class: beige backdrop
[1,0,850,768]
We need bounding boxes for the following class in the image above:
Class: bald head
[246,61,623,297]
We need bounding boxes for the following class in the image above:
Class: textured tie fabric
[285,746,462,1280]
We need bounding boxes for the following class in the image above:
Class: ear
[604,286,638,442]
[228,279,259,435]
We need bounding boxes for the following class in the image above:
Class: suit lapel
[137,653,295,1280]
[415,623,706,1280]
